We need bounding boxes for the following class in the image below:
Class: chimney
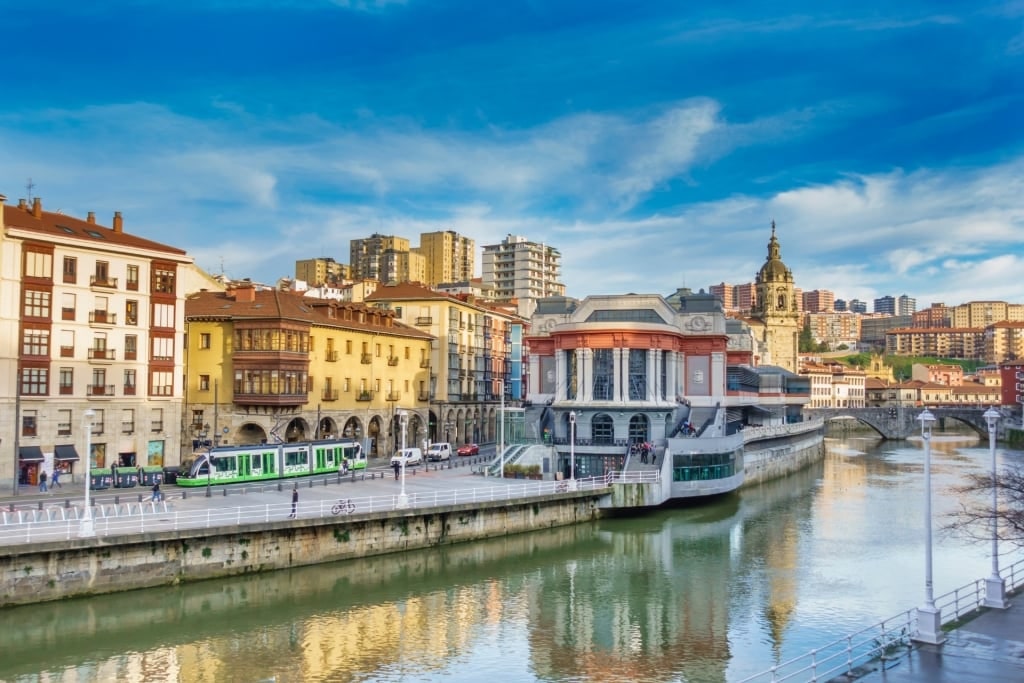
[113,211,123,233]
[18,198,27,210]
[87,211,96,224]
[32,197,42,218]
[0,194,5,226]
[230,284,256,303]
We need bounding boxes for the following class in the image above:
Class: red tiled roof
[185,289,433,340]
[3,198,187,255]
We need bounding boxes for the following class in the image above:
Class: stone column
[528,354,541,397]
[556,349,567,402]
[582,348,593,402]
[647,349,657,403]
[574,347,585,401]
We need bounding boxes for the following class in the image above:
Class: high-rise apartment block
[481,234,565,318]
[710,282,757,311]
[951,301,1024,328]
[295,257,349,287]
[802,289,835,313]
[913,303,952,328]
[417,230,474,287]
[873,294,916,316]
[848,299,868,314]
[349,234,423,284]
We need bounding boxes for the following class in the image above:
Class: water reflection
[2,432,1020,683]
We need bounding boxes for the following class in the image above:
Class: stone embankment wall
[1,492,601,608]
[742,432,825,487]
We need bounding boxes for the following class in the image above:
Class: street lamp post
[79,409,96,538]
[568,411,577,491]
[913,408,945,644]
[397,410,409,509]
[498,379,505,479]
[983,407,1008,608]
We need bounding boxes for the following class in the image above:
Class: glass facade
[592,349,614,400]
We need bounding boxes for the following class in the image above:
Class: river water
[2,431,1021,683]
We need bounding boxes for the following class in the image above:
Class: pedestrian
[51,468,61,488]
[392,459,400,480]
[38,470,48,493]
[289,484,298,518]
[151,481,162,502]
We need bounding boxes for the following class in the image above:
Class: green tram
[177,439,364,487]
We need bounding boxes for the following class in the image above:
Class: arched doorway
[284,417,310,442]
[236,423,268,446]
[342,417,362,441]
[628,414,650,444]
[592,413,614,444]
[317,416,338,439]
[367,416,382,457]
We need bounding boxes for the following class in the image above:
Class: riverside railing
[737,555,1024,683]
[0,471,660,545]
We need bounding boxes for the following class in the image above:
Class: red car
[457,443,479,456]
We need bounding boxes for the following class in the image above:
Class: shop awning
[18,446,44,463]
[54,445,80,461]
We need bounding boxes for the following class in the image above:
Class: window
[22,410,37,437]
[90,368,108,395]
[63,256,77,283]
[126,300,138,325]
[343,377,351,392]
[59,367,74,395]
[152,268,175,294]
[122,409,135,434]
[199,333,211,349]
[151,408,164,433]
[91,409,105,435]
[59,330,74,357]
[199,374,210,391]
[375,343,381,357]
[22,329,50,356]
[126,265,139,291]
[346,340,352,354]
[57,409,72,436]
[152,303,174,328]
[151,336,174,361]
[20,368,48,395]
[62,292,76,320]
[125,335,137,360]
[94,260,110,285]
[150,371,173,396]
[23,290,51,318]
[124,369,137,395]
[24,251,53,278]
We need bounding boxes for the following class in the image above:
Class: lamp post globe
[982,406,1008,608]
[79,409,96,538]
[913,408,945,644]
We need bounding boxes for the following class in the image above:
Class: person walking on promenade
[289,484,298,518]
[392,459,400,480]
[51,468,61,488]
[151,481,162,502]
[38,470,48,493]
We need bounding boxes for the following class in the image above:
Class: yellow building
[984,321,1024,363]
[184,284,433,459]
[885,327,986,359]
[748,222,801,372]
[951,300,1024,328]
[295,257,349,287]
[415,230,475,288]
[366,282,526,446]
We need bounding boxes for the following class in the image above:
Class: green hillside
[835,354,986,378]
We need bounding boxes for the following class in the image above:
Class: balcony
[386,391,400,401]
[90,275,119,289]
[59,385,73,395]
[417,391,430,402]
[87,384,115,397]
[124,384,137,396]
[356,391,374,402]
[419,359,430,368]
[60,345,74,358]
[125,349,137,361]
[88,348,116,361]
[387,356,399,366]
[325,350,339,362]
[322,389,339,401]
[232,391,305,407]
[89,310,117,325]
[126,279,139,292]
[360,353,372,364]
[61,307,75,321]
[415,316,433,326]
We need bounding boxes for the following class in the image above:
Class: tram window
[216,457,235,473]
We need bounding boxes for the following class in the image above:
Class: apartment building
[366,282,526,446]
[985,321,1024,364]
[294,257,350,287]
[349,234,425,285]
[884,327,986,359]
[910,363,964,386]
[416,231,474,288]
[184,285,433,459]
[874,295,916,316]
[802,289,835,313]
[912,303,952,328]
[1,195,192,486]
[805,311,861,349]
[799,361,866,408]
[951,300,1024,328]
[480,234,565,318]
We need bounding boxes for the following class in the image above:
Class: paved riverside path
[838,598,1024,683]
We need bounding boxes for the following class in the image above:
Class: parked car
[390,448,423,467]
[426,443,452,461]
[457,443,480,457]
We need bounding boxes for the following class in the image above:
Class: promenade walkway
[847,597,1024,683]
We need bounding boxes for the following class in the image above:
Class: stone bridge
[805,406,993,440]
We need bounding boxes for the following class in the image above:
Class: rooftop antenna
[26,177,35,201]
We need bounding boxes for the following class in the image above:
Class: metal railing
[737,556,1024,683]
[0,473,622,545]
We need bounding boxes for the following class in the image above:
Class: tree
[799,319,816,352]
[945,463,1024,549]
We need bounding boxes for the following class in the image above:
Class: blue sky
[2,1,1023,308]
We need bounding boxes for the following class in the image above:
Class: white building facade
[481,234,566,318]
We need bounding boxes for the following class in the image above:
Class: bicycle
[331,499,356,515]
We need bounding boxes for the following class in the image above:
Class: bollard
[38,501,43,510]
[277,481,282,492]
[324,477,328,487]
[138,494,143,503]
[308,478,313,489]
[182,490,187,500]
[114,495,120,505]
[223,487,228,496]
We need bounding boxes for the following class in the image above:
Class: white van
[391,448,423,467]
[426,443,452,461]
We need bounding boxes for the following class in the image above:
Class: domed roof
[757,221,792,283]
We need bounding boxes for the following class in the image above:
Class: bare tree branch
[943,462,1024,549]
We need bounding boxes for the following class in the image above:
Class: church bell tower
[752,222,800,372]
